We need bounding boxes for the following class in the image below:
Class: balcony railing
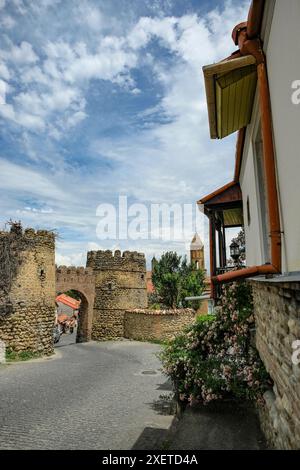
[215,263,246,276]
[214,264,247,300]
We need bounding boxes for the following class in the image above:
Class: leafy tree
[152,252,205,309]
[152,252,181,308]
[179,257,206,309]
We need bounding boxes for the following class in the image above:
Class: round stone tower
[0,226,56,355]
[86,250,147,340]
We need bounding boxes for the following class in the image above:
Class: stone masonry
[251,279,300,449]
[0,228,190,352]
[87,250,147,340]
[124,308,196,342]
[0,226,55,356]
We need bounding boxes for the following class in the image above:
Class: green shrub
[195,314,216,324]
[149,303,161,310]
[160,281,271,405]
[5,349,41,362]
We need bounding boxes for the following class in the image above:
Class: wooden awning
[198,181,243,227]
[203,55,257,139]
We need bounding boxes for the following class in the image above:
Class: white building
[199,0,300,449]
[199,0,300,289]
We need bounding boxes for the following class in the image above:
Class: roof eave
[197,180,237,205]
[202,54,257,139]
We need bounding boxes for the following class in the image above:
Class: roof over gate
[56,293,81,310]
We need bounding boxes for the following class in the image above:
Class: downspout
[257,61,281,272]
[212,3,281,285]
[247,0,265,40]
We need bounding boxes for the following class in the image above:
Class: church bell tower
[190,233,205,270]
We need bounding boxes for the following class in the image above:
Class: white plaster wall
[240,0,300,273]
[240,113,265,266]
[265,0,300,273]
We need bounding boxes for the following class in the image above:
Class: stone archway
[56,267,95,342]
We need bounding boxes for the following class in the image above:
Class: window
[39,267,46,280]
[254,125,270,263]
[247,196,251,226]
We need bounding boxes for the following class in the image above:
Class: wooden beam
[209,214,217,299]
[203,54,256,77]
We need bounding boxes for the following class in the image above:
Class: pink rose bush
[160,281,271,405]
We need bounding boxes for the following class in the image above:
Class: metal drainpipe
[257,61,281,272]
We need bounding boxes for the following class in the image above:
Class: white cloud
[10,0,27,15]
[28,0,61,14]
[0,79,7,104]
[0,34,138,133]
[62,42,137,85]
[41,37,138,87]
[44,41,75,63]
[3,41,38,64]
[2,66,85,132]
[65,110,87,128]
[131,87,141,95]
[0,61,10,80]
[0,102,46,130]
[21,65,51,85]
[0,158,68,201]
[0,15,16,29]
[55,252,86,267]
[23,206,53,214]
[76,2,103,31]
[128,16,178,50]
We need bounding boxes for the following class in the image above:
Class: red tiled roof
[56,293,81,310]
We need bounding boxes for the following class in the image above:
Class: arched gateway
[56,266,95,342]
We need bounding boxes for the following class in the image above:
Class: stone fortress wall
[87,250,148,340]
[0,226,56,356]
[0,225,192,355]
[124,308,196,343]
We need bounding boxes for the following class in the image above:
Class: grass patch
[147,339,169,347]
[5,349,42,362]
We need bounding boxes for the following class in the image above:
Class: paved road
[166,403,266,450]
[0,340,174,450]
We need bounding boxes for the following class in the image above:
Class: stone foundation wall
[251,279,300,449]
[0,227,55,356]
[124,309,196,342]
[87,250,147,340]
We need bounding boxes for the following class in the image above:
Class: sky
[0,0,250,268]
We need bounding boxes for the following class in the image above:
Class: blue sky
[0,0,250,267]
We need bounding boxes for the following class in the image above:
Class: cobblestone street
[0,341,173,450]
